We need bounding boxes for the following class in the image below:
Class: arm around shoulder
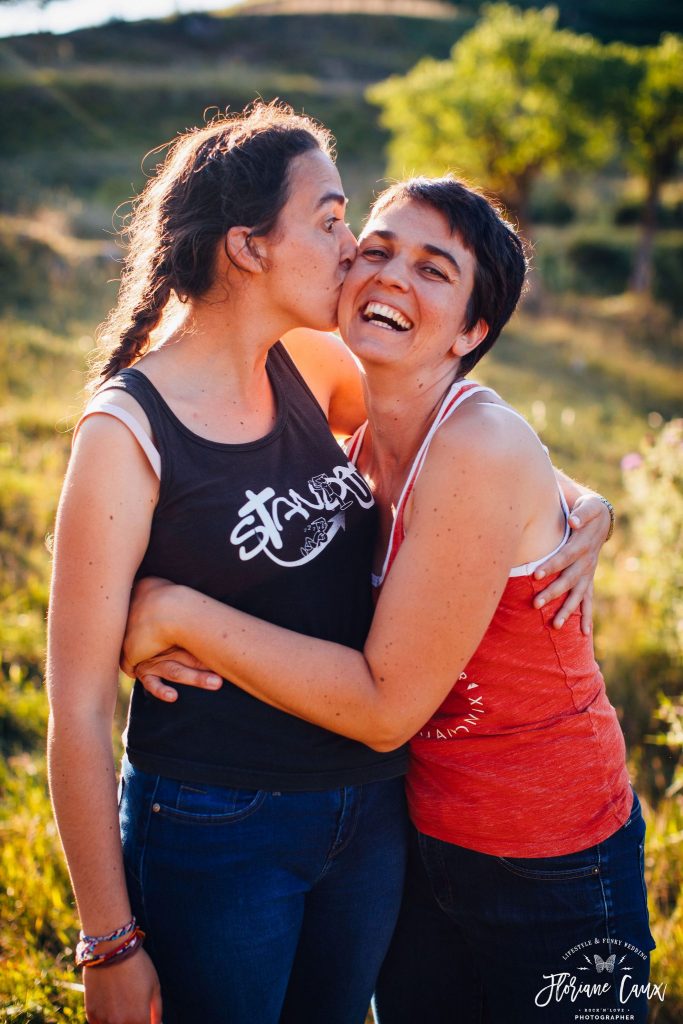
[362,410,530,746]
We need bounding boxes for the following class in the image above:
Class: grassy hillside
[0,5,472,214]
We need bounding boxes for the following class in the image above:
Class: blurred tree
[368,4,636,231]
[626,34,683,294]
[484,0,683,45]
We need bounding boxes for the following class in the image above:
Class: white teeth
[362,301,413,331]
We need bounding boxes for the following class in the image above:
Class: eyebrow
[316,191,348,210]
[364,229,461,276]
[423,243,461,276]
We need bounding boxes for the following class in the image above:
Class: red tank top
[348,381,632,857]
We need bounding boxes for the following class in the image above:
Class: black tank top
[103,343,407,789]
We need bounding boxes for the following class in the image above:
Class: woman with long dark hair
[47,102,408,1024]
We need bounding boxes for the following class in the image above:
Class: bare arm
[124,413,538,751]
[47,414,162,1024]
[282,327,366,436]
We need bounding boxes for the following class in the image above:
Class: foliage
[623,33,683,292]
[591,421,683,1019]
[627,34,683,187]
[483,0,683,44]
[534,226,683,310]
[0,664,48,755]
[367,4,638,223]
[645,696,683,1021]
[0,318,84,667]
[591,413,682,753]
[0,755,82,1023]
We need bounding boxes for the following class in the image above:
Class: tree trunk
[630,173,660,295]
[506,180,542,307]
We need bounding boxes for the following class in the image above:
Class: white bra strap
[74,404,161,479]
[345,421,369,464]
[408,383,495,487]
[508,511,571,577]
[373,382,494,586]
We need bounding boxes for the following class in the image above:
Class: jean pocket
[497,847,601,881]
[154,782,267,825]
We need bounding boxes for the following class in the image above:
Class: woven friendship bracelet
[76,916,137,964]
[76,927,145,969]
[79,915,137,947]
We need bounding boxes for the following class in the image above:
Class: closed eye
[361,247,388,259]
[422,265,449,280]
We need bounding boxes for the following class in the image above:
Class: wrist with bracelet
[75,915,145,969]
[596,495,615,541]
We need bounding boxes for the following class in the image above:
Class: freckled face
[338,198,479,374]
[263,149,357,332]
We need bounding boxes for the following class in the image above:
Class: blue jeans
[374,791,655,1024]
[119,757,407,1024]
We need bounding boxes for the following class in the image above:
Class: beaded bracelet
[597,496,616,541]
[76,927,145,969]
[76,916,137,965]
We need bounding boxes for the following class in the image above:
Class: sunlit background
[0,0,240,37]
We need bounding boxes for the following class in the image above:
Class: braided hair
[92,101,335,386]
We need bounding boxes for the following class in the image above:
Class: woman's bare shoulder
[435,394,540,467]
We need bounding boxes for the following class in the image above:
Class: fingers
[120,644,177,681]
[137,659,223,703]
[567,495,610,536]
[534,559,585,605]
[548,582,586,629]
[534,573,596,632]
[534,572,586,622]
[138,672,178,703]
[150,659,222,690]
[533,531,589,582]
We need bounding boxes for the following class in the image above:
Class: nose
[339,222,357,271]
[375,255,409,292]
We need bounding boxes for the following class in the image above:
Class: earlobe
[225,226,264,273]
[452,319,489,357]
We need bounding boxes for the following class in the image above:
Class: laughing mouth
[361,301,413,332]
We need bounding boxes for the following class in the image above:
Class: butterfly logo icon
[578,951,628,973]
[594,955,617,974]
